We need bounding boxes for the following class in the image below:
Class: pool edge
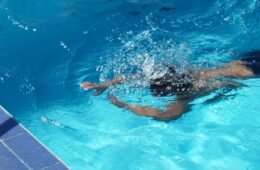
[0,105,71,170]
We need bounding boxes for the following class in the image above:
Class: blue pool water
[1,0,260,169]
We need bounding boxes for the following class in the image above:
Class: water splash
[94,14,194,103]
[98,15,192,97]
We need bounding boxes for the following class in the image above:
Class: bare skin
[80,76,124,95]
[80,60,253,121]
[190,61,254,81]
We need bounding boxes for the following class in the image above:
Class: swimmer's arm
[187,80,243,99]
[101,73,145,86]
[80,76,126,95]
[81,76,125,89]
[103,76,126,87]
[81,73,145,95]
[109,95,190,121]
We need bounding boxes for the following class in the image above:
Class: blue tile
[0,142,28,170]
[4,133,59,170]
[41,162,69,170]
[0,117,26,140]
[0,107,26,140]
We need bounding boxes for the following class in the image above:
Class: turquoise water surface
[1,0,260,169]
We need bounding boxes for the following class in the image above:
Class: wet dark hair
[150,66,194,96]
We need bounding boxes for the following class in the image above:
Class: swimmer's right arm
[80,76,126,96]
[109,95,190,121]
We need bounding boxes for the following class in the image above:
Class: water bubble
[7,15,37,32]
[19,83,35,96]
[60,41,71,52]
[224,16,230,21]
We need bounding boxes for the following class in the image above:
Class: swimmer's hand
[80,82,108,96]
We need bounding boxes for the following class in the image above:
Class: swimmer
[80,50,260,121]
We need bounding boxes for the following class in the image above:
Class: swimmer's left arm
[80,76,126,96]
[80,74,145,95]
[109,95,190,121]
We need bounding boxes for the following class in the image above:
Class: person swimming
[80,50,260,121]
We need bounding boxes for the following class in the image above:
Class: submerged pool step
[0,106,70,170]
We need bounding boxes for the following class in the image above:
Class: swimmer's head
[150,70,193,96]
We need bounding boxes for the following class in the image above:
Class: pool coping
[0,105,70,170]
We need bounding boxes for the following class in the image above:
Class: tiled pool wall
[0,105,70,170]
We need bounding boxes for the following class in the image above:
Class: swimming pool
[1,0,260,169]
